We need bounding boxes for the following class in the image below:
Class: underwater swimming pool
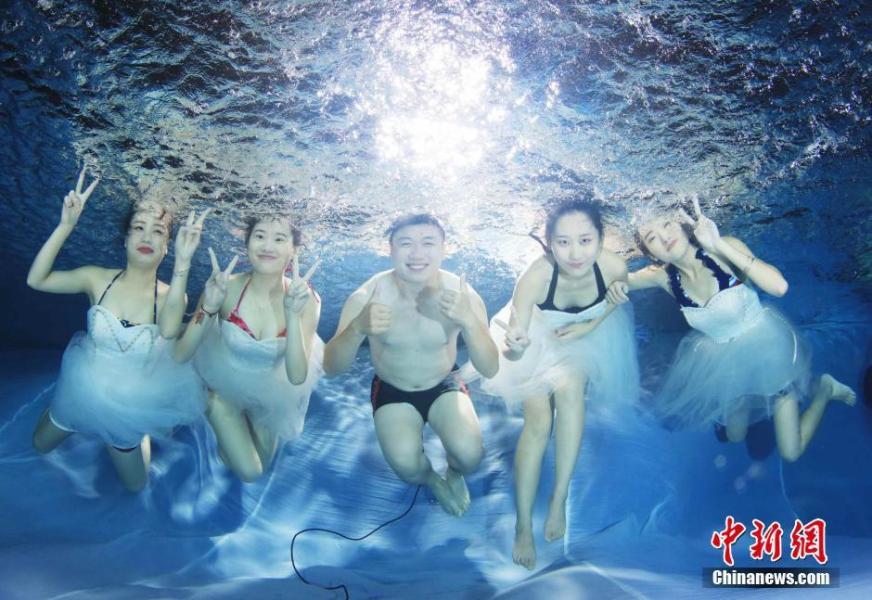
[1,1,870,598]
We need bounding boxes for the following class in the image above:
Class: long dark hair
[530,198,605,253]
[243,215,302,247]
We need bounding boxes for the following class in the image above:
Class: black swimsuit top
[537,262,607,313]
[666,248,741,308]
[97,270,158,328]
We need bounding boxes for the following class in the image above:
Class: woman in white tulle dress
[166,215,323,482]
[28,167,206,492]
[608,197,856,461]
[481,199,639,570]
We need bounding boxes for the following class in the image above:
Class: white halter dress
[50,305,207,448]
[480,263,639,414]
[653,252,810,429]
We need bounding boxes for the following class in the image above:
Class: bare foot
[446,468,471,515]
[427,471,463,516]
[513,527,536,570]
[544,497,566,542]
[821,374,856,406]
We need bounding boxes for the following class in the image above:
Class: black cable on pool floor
[290,484,423,599]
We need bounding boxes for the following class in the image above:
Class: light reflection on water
[1,0,868,263]
[0,4,870,599]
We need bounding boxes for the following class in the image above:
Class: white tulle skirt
[478,303,640,415]
[50,307,207,449]
[194,320,323,441]
[653,305,811,429]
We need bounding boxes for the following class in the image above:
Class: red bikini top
[227,277,287,338]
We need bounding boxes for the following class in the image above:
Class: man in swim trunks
[324,213,498,516]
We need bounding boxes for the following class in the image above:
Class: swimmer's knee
[778,443,801,463]
[780,449,801,463]
[206,393,232,415]
[32,431,52,454]
[232,458,264,483]
[553,376,587,404]
[450,443,483,475]
[32,411,65,453]
[32,424,49,453]
[725,427,747,443]
[523,413,552,441]
[32,424,65,454]
[122,475,148,493]
[236,468,264,483]
[725,416,749,442]
[389,453,427,483]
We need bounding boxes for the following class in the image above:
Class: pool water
[0,1,870,598]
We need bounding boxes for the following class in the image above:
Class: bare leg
[774,374,856,462]
[374,403,463,516]
[428,390,484,516]
[509,394,552,570]
[106,436,150,492]
[250,422,279,473]
[206,392,264,482]
[32,409,73,453]
[546,376,586,543]
[725,404,750,443]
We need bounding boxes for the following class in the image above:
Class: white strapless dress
[194,319,323,441]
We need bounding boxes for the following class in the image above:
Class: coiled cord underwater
[290,484,422,599]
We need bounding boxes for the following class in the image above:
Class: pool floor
[1,350,870,599]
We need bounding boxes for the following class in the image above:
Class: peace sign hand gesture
[60,166,99,228]
[493,305,531,359]
[174,208,211,266]
[678,195,721,252]
[284,256,320,315]
[202,248,238,313]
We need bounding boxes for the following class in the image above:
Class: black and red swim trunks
[370,369,469,422]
